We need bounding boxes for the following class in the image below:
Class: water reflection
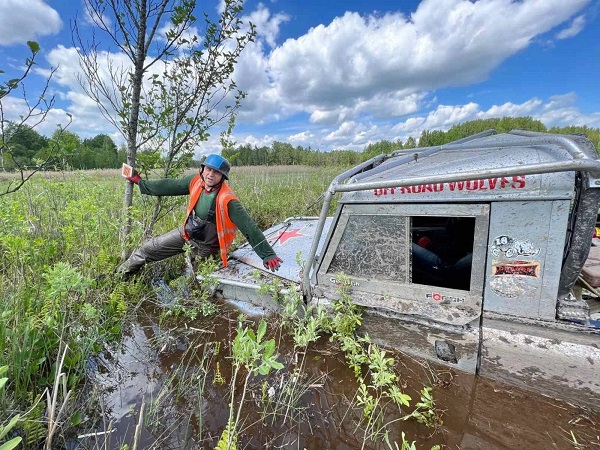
[84,302,599,449]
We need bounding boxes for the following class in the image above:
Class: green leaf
[70,411,84,426]
[247,329,255,341]
[399,393,412,407]
[0,437,22,450]
[7,79,19,89]
[268,360,284,370]
[0,378,7,390]
[263,339,275,359]
[27,41,40,53]
[0,414,20,440]
[256,319,267,342]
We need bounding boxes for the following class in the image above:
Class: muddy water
[86,301,600,450]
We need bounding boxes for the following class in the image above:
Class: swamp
[1,166,599,449]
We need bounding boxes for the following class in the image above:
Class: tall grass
[229,165,342,227]
[0,171,167,445]
[0,165,343,446]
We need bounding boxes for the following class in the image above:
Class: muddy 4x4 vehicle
[210,130,600,409]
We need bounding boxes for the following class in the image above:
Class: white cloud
[156,21,201,48]
[39,45,189,143]
[39,45,131,138]
[240,94,600,151]
[308,92,427,126]
[396,95,600,142]
[0,0,62,46]
[390,100,541,141]
[288,130,314,144]
[422,103,480,129]
[235,0,589,128]
[392,116,426,135]
[478,99,543,118]
[233,133,277,149]
[309,109,340,125]
[0,96,71,137]
[324,121,367,143]
[82,2,112,28]
[556,14,586,39]
[538,93,600,128]
[246,3,290,48]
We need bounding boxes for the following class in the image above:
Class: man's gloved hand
[264,256,283,272]
[126,170,142,184]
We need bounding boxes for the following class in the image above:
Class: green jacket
[138,174,276,263]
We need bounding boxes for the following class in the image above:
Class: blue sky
[1,0,599,155]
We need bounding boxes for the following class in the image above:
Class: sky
[1,0,599,156]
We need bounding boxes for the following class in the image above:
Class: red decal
[512,176,526,189]
[270,228,305,245]
[466,180,480,190]
[492,260,540,277]
[448,181,465,191]
[372,176,527,196]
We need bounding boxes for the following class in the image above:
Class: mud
[84,302,600,450]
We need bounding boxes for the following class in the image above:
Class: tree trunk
[120,0,148,259]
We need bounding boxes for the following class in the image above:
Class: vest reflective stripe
[215,189,238,265]
[183,174,239,266]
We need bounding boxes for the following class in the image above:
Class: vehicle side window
[411,216,475,291]
[327,215,409,282]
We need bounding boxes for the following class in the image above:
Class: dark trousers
[412,243,472,290]
[117,226,218,275]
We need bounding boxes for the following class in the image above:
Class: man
[118,154,282,275]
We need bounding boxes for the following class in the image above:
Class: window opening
[411,216,475,291]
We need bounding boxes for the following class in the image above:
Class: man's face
[202,166,224,188]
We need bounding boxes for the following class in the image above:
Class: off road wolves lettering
[373,176,526,196]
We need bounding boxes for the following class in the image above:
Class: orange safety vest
[183,174,238,266]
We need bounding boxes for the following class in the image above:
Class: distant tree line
[223,116,600,167]
[2,116,599,171]
[0,122,124,171]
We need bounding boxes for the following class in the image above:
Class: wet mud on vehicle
[209,130,600,409]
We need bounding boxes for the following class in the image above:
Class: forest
[2,116,599,173]
[0,125,124,171]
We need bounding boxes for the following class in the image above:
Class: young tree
[141,0,256,235]
[0,41,72,195]
[73,0,255,251]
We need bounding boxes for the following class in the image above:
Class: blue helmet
[201,154,231,179]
